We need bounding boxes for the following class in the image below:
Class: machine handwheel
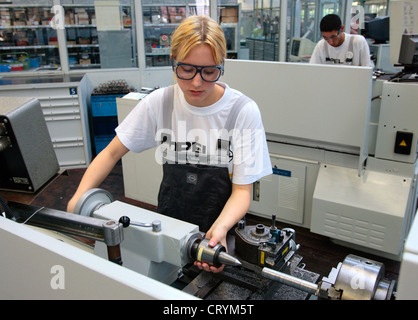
[73,188,114,217]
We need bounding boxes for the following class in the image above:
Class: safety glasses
[323,28,341,42]
[172,61,224,82]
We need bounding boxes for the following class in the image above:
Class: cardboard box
[221,16,238,23]
[170,14,184,23]
[14,9,25,19]
[78,37,91,44]
[78,19,90,25]
[221,7,238,17]
[76,12,89,25]
[79,58,91,65]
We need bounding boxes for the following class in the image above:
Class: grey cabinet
[0,75,92,169]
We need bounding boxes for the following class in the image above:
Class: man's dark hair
[320,14,342,32]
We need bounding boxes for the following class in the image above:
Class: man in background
[310,14,372,66]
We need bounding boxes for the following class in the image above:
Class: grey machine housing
[0,96,59,192]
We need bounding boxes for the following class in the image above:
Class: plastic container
[91,94,124,117]
[29,57,40,68]
[0,65,11,72]
[10,63,23,71]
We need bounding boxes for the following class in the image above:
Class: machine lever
[119,216,161,232]
[271,214,277,230]
[119,216,151,228]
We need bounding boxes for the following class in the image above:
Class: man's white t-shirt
[115,83,272,185]
[310,33,372,66]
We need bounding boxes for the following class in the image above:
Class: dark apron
[157,163,232,232]
[156,85,251,232]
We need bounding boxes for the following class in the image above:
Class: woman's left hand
[193,228,227,273]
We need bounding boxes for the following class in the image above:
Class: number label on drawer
[69,87,78,95]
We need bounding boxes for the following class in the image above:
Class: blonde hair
[171,15,227,65]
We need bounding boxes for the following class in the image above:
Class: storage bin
[91,94,124,117]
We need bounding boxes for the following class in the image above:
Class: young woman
[67,15,272,273]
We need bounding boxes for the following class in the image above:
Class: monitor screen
[398,34,418,65]
[363,16,389,44]
[291,39,301,56]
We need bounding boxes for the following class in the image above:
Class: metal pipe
[7,201,124,264]
[261,267,318,295]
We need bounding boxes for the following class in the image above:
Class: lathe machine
[0,188,397,300]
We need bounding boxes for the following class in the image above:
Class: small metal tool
[119,216,161,232]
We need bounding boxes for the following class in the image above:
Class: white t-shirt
[115,83,272,185]
[309,33,372,66]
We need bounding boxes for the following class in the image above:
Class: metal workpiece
[187,237,242,268]
[261,267,319,296]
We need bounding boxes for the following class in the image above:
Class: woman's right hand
[66,195,79,213]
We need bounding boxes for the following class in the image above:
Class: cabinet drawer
[44,115,83,141]
[53,143,87,168]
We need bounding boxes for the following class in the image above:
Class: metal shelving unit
[0,3,60,71]
[0,1,137,74]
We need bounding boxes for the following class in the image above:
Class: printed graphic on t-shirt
[156,129,232,166]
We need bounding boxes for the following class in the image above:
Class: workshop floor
[7,162,401,286]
